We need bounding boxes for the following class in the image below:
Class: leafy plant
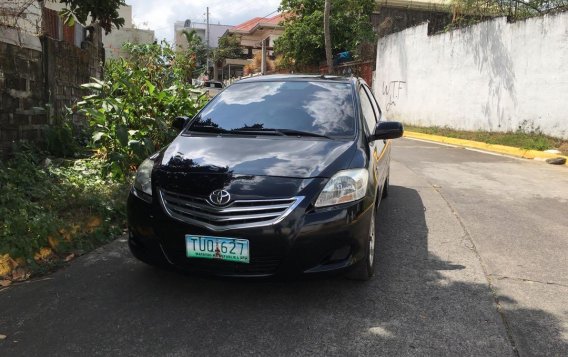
[76,41,208,179]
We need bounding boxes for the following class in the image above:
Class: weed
[404,125,568,155]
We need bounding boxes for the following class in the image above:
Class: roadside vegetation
[0,151,127,283]
[0,42,207,285]
[404,125,568,155]
[450,0,568,29]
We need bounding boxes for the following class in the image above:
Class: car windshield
[187,80,355,138]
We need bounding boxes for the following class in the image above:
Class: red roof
[231,14,285,33]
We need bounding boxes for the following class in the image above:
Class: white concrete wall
[373,13,568,139]
[102,5,154,59]
[174,23,233,50]
[104,28,155,59]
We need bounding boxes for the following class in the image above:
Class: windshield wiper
[231,128,286,136]
[232,128,331,139]
[275,129,332,139]
[187,125,228,134]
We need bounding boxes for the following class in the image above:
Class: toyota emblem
[209,189,231,206]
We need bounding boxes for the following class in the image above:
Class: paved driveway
[0,138,566,356]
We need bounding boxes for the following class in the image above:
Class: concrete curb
[404,131,568,166]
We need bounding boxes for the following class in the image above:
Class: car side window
[362,85,382,121]
[359,86,377,134]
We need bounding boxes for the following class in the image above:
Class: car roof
[237,74,355,84]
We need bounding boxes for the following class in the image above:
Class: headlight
[315,169,369,207]
[133,158,154,198]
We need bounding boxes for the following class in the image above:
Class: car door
[359,84,388,194]
[359,83,382,195]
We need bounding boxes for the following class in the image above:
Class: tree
[212,34,243,62]
[275,0,376,67]
[182,29,201,45]
[181,29,208,71]
[57,0,126,34]
[323,0,333,74]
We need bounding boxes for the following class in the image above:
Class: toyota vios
[127,75,403,280]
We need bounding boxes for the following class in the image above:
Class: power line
[259,9,279,19]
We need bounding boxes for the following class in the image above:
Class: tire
[381,173,390,199]
[346,209,376,281]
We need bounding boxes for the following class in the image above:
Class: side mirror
[370,121,404,141]
[172,116,189,131]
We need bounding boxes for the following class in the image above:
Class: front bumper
[127,190,374,277]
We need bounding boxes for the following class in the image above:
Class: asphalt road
[1,138,567,356]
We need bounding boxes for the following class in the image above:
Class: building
[228,14,285,60]
[103,5,155,60]
[174,20,232,50]
[218,14,285,80]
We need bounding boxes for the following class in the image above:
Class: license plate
[185,235,249,264]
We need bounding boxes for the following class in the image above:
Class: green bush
[76,41,208,180]
[44,117,79,158]
[0,149,127,266]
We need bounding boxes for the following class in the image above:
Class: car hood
[156,135,356,179]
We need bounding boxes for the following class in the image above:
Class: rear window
[188,81,355,137]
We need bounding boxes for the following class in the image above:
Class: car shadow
[0,186,566,356]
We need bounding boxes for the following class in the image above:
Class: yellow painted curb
[404,131,568,166]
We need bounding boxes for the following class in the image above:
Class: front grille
[178,255,281,276]
[159,188,303,231]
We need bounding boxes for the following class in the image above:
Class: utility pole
[324,0,333,74]
[261,38,267,75]
[206,6,210,78]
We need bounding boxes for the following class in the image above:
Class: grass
[0,149,130,280]
[404,125,568,155]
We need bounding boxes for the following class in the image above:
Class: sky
[126,0,282,44]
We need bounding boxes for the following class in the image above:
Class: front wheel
[346,209,376,281]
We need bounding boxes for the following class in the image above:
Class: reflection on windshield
[190,81,355,138]
[304,82,354,135]
[216,82,284,105]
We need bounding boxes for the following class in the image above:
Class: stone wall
[0,26,103,156]
[44,28,104,119]
[0,30,46,152]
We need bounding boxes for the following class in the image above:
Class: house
[217,14,285,80]
[228,14,285,60]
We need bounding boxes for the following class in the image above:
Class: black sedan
[127,74,403,280]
